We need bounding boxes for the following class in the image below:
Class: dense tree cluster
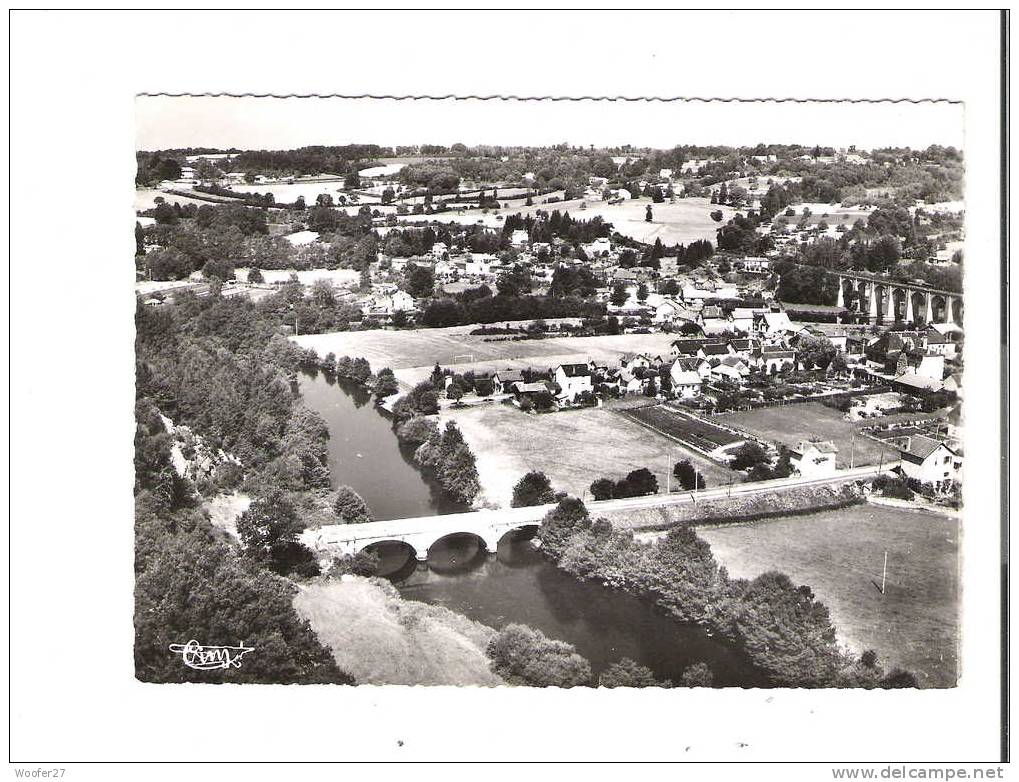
[486,624,592,687]
[413,421,481,504]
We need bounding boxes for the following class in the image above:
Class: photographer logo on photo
[169,640,255,671]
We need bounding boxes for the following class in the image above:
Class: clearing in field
[441,403,734,508]
[716,401,896,467]
[699,504,959,687]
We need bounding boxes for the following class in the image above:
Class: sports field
[700,504,959,687]
[293,328,680,376]
[441,404,733,508]
[717,401,894,467]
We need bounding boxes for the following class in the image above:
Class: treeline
[134,292,360,683]
[537,498,918,689]
[232,145,390,177]
[419,292,606,328]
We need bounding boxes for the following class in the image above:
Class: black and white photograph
[133,95,965,692]
[8,8,1009,774]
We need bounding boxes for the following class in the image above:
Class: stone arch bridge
[301,504,554,562]
[833,272,962,325]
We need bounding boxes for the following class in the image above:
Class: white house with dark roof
[668,359,704,398]
[554,363,593,402]
[895,435,961,491]
[790,440,838,476]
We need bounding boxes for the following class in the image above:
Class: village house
[753,348,796,374]
[752,309,794,336]
[653,299,698,325]
[893,435,961,492]
[668,358,704,398]
[492,369,524,394]
[554,363,594,403]
[510,229,529,248]
[615,368,647,396]
[699,306,733,336]
[727,337,760,361]
[670,338,713,358]
[619,352,654,371]
[709,355,751,384]
[790,440,839,476]
[698,342,734,361]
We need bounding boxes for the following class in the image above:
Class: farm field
[235,267,360,287]
[398,196,738,246]
[699,504,959,687]
[717,401,894,467]
[621,404,744,455]
[292,328,680,374]
[441,403,734,508]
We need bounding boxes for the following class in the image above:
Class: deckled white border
[8,8,1005,772]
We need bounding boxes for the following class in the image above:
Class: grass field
[398,196,737,246]
[294,578,501,686]
[622,405,744,455]
[441,404,734,508]
[717,401,894,468]
[699,504,959,687]
[293,328,680,376]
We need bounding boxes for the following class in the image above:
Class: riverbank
[294,576,503,686]
[596,483,864,532]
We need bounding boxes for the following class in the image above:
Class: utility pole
[880,551,888,594]
[665,452,672,494]
[850,429,856,469]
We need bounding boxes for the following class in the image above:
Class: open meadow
[441,403,734,508]
[717,401,895,467]
[698,504,959,687]
[293,328,680,376]
[398,195,737,246]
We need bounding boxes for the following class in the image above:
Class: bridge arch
[951,297,963,323]
[910,291,928,324]
[856,280,871,313]
[872,283,889,321]
[841,278,857,310]
[358,540,420,577]
[426,531,490,572]
[889,288,907,321]
[930,294,948,323]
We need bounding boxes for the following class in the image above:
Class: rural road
[307,462,900,549]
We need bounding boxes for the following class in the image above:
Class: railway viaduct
[833,271,962,325]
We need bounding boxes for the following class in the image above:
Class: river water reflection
[298,369,767,686]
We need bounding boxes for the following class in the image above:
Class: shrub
[333,486,373,524]
[599,658,670,688]
[487,624,591,687]
[330,551,380,578]
[680,662,714,687]
[511,471,557,507]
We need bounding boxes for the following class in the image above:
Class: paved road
[308,462,899,547]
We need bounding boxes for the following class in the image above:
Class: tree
[645,205,653,223]
[374,369,399,399]
[710,210,724,222]
[406,265,434,299]
[333,486,373,524]
[730,442,768,472]
[797,334,837,370]
[538,496,591,557]
[248,267,264,283]
[599,658,669,688]
[623,467,658,497]
[511,471,557,507]
[589,478,615,501]
[673,459,705,490]
[680,662,714,687]
[236,489,310,574]
[636,283,649,303]
[487,624,591,687]
[446,379,464,403]
[610,283,629,307]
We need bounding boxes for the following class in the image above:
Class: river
[297,369,767,686]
